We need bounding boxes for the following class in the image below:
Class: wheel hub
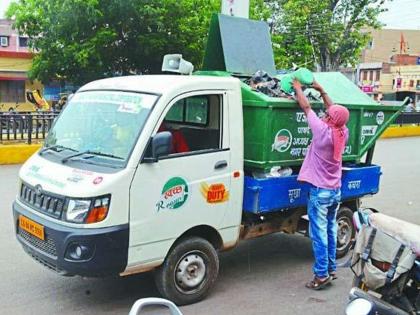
[337,218,352,250]
[175,252,206,291]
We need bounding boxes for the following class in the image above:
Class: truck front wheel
[154,237,219,305]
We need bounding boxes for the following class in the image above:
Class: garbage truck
[12,14,402,305]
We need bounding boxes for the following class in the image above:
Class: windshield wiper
[39,145,78,155]
[61,150,124,164]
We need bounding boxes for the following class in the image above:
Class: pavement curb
[381,125,420,138]
[0,143,41,165]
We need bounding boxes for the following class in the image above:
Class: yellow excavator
[26,89,50,111]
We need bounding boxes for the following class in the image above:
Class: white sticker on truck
[361,125,378,136]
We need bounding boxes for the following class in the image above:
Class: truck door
[127,91,231,267]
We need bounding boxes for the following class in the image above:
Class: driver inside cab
[158,122,190,154]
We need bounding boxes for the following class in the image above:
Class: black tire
[336,206,355,258]
[154,237,219,306]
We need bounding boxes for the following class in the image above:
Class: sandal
[329,272,337,280]
[305,276,332,290]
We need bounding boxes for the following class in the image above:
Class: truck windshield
[44,90,157,167]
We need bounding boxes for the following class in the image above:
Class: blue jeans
[308,186,341,278]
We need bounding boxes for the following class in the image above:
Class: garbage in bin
[280,68,314,94]
[248,70,283,97]
[247,69,318,99]
[252,166,293,179]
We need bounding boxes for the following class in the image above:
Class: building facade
[357,29,420,103]
[0,19,43,112]
[358,57,420,103]
[361,29,420,64]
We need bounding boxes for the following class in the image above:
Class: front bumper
[13,201,129,277]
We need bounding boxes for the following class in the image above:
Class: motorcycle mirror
[353,208,379,232]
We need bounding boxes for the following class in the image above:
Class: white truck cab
[14,75,244,304]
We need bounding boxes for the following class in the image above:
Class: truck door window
[185,97,208,125]
[165,100,184,122]
[160,94,221,156]
[166,96,209,125]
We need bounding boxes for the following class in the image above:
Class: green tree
[266,0,387,71]
[7,0,216,84]
[7,0,270,85]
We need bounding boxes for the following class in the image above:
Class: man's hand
[312,80,333,110]
[311,81,324,93]
[293,80,311,114]
[293,79,302,91]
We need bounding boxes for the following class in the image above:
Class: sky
[1,0,420,29]
[0,0,12,19]
[380,0,420,30]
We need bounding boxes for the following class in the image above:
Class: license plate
[19,215,45,241]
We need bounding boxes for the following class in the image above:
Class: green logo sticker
[272,129,293,153]
[156,177,189,211]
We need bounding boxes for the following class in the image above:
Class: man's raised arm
[312,81,333,110]
[293,80,312,115]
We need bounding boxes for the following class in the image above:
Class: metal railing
[394,112,420,126]
[0,111,419,145]
[0,112,59,144]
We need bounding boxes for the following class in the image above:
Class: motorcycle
[345,209,420,315]
[129,297,183,315]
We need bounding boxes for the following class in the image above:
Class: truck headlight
[64,195,111,224]
[345,298,372,315]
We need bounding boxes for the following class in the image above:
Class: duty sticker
[200,183,229,204]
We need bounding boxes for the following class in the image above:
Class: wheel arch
[341,198,360,212]
[171,225,224,251]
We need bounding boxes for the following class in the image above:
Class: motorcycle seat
[369,213,420,257]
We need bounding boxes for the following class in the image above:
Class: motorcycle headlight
[345,298,372,315]
[64,195,111,224]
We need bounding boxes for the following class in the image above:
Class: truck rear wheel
[336,206,355,258]
[154,237,219,305]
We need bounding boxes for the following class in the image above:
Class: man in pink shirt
[293,79,349,290]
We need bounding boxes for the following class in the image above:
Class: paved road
[1,137,419,315]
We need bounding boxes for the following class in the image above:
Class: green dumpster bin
[198,14,403,170]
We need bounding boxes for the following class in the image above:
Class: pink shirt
[298,110,349,189]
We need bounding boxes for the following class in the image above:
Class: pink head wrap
[323,105,350,162]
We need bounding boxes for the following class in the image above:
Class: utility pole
[221,0,249,19]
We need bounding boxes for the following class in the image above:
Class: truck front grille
[20,183,65,219]
[18,226,57,257]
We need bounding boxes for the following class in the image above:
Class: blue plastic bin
[242,164,381,214]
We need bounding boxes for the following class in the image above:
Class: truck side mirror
[143,131,172,163]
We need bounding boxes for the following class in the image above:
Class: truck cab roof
[78,74,240,95]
